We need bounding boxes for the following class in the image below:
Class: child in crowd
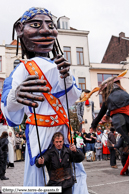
[95,137,103,161]
[76,132,84,153]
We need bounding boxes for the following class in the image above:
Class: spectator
[73,131,79,146]
[96,127,103,140]
[102,128,110,160]
[95,137,103,161]
[15,133,22,161]
[6,151,9,167]
[19,129,23,136]
[7,131,15,168]
[81,128,91,154]
[76,132,84,153]
[23,133,26,141]
[81,128,87,154]
[0,131,9,180]
[86,128,97,152]
[98,126,103,134]
[19,133,24,160]
[22,140,26,161]
[108,127,117,168]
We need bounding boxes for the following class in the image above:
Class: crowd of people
[73,125,123,169]
[0,129,26,181]
[1,125,127,185]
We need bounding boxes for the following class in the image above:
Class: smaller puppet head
[76,87,99,103]
[13,7,61,59]
[99,76,121,102]
[80,89,90,100]
[98,70,128,103]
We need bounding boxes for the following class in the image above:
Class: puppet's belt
[26,113,68,127]
[110,105,129,116]
[50,167,71,182]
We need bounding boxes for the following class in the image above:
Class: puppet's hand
[15,75,50,108]
[54,54,71,78]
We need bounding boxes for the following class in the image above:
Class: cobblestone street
[0,159,129,194]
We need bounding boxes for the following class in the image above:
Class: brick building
[102,32,129,63]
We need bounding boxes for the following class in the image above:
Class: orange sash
[26,113,65,127]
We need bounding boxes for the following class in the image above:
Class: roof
[102,33,129,64]
[57,16,70,22]
[10,40,20,46]
[70,27,77,30]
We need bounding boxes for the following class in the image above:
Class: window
[0,56,2,71]
[62,21,64,29]
[0,79,4,94]
[76,48,84,65]
[65,22,68,29]
[78,77,86,90]
[62,21,68,29]
[63,47,71,63]
[97,73,118,107]
[0,81,3,89]
[14,59,20,69]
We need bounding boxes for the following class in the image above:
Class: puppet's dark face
[21,14,58,54]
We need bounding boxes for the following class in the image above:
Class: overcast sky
[0,0,129,63]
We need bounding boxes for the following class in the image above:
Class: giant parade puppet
[91,71,129,145]
[1,7,89,194]
[79,71,129,176]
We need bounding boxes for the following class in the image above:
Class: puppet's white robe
[1,57,89,194]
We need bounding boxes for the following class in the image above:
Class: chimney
[119,32,125,38]
[2,40,5,45]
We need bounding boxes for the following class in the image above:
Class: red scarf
[85,100,89,106]
[97,131,101,135]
